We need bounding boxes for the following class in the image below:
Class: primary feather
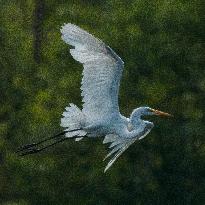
[103,126,152,172]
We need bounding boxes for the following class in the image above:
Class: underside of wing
[60,23,124,119]
[103,125,153,172]
[103,134,138,172]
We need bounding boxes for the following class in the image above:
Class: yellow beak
[150,109,173,117]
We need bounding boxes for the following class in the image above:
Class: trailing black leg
[16,128,82,156]
[18,137,68,156]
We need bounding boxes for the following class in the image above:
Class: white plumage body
[17,23,171,171]
[60,23,155,172]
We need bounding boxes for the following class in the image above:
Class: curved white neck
[130,110,144,128]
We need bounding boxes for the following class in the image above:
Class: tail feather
[61,104,86,139]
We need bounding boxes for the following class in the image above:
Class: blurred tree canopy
[0,0,205,204]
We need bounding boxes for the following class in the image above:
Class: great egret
[17,23,172,172]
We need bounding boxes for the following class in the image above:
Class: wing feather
[103,135,137,172]
[61,23,124,119]
[103,127,152,172]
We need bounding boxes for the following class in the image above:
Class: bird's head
[130,106,173,123]
[142,107,173,117]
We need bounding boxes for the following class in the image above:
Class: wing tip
[60,23,79,44]
[104,167,108,173]
[60,23,91,47]
[104,163,111,173]
[60,23,74,33]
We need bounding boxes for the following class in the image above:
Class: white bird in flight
[17,23,172,172]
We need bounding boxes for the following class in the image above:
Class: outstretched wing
[103,134,137,172]
[61,23,124,119]
[103,127,152,172]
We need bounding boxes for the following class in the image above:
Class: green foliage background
[0,0,205,204]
